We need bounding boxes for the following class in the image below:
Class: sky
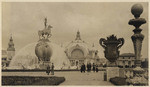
[2,2,148,58]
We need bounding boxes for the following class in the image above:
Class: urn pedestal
[100,35,124,81]
[106,67,119,81]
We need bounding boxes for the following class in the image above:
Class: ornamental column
[128,4,147,85]
[129,4,146,67]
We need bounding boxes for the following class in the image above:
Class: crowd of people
[80,63,98,73]
[46,63,99,75]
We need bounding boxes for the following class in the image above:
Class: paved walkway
[2,71,113,86]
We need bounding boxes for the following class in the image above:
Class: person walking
[83,63,86,73]
[89,63,91,72]
[87,63,89,72]
[96,64,98,72]
[93,63,96,72]
[80,64,83,73]
[46,65,50,75]
[51,63,54,75]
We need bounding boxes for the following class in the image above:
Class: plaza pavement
[2,71,114,86]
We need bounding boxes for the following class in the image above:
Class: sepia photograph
[1,1,149,86]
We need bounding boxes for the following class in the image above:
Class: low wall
[2,68,106,72]
[2,76,65,85]
[2,69,79,72]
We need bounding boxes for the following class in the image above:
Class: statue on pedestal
[35,18,53,69]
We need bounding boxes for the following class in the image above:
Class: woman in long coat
[51,63,54,75]
[83,63,86,72]
[80,64,83,73]
[92,63,96,72]
[46,65,50,75]
[96,64,98,72]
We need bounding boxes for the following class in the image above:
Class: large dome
[8,42,71,70]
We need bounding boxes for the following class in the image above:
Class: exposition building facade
[65,31,100,68]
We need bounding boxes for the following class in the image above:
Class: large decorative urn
[35,18,53,69]
[99,35,124,66]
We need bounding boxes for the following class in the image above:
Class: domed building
[65,31,100,68]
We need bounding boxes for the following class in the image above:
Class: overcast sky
[2,2,148,58]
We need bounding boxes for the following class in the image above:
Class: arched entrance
[71,49,84,58]
[70,49,84,67]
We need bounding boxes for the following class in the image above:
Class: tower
[7,35,15,62]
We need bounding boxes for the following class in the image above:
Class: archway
[71,49,84,58]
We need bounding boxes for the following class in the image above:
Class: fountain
[8,18,71,70]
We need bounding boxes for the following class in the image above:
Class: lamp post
[128,4,147,85]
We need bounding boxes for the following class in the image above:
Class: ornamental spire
[75,30,81,40]
[10,34,13,41]
[7,35,15,51]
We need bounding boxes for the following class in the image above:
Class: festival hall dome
[65,31,89,58]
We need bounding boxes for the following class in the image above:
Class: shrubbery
[109,77,127,85]
[2,76,65,85]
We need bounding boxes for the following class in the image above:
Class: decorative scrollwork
[99,38,106,49]
[117,38,124,49]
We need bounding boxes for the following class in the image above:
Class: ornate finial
[7,34,15,51]
[131,4,143,18]
[75,30,81,40]
[129,4,146,29]
[10,34,13,41]
[44,17,47,28]
[107,34,117,41]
